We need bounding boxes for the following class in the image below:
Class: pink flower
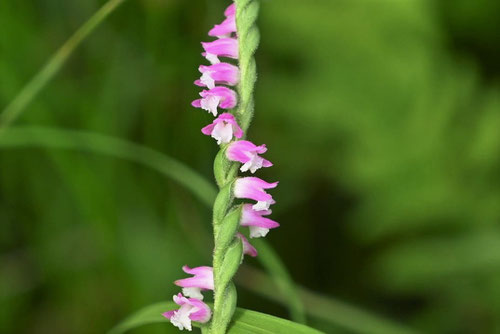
[227,140,273,173]
[237,233,258,257]
[201,113,243,144]
[175,266,214,300]
[209,3,237,38]
[202,38,238,64]
[163,293,212,331]
[234,177,278,211]
[195,63,239,89]
[241,204,280,238]
[209,16,236,38]
[224,3,236,17]
[192,87,237,116]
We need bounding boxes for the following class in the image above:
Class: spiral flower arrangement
[162,1,274,333]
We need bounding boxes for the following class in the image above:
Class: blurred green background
[2,0,500,333]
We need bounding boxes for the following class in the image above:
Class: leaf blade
[108,302,324,334]
[0,0,128,128]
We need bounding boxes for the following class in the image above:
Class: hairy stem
[209,163,242,333]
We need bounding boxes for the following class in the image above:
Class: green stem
[209,165,242,333]
[0,0,127,129]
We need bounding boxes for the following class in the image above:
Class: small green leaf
[217,239,243,289]
[212,182,234,224]
[108,302,324,334]
[214,148,228,188]
[214,147,239,188]
[216,206,242,250]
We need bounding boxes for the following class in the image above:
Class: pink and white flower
[209,14,236,38]
[195,63,239,89]
[237,232,258,257]
[201,113,243,144]
[202,38,239,64]
[240,204,280,238]
[163,293,212,331]
[192,87,237,116]
[175,266,214,300]
[234,177,278,211]
[227,140,273,173]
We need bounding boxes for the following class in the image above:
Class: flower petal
[175,266,214,291]
[201,38,239,59]
[234,177,278,202]
[201,113,243,144]
[241,204,280,229]
[237,233,258,257]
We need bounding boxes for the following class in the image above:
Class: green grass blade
[0,126,215,206]
[250,239,306,324]
[107,302,324,334]
[0,0,127,129]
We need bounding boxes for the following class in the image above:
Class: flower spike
[201,113,243,144]
[227,140,273,173]
[168,1,280,332]
[163,293,212,331]
[192,87,237,116]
